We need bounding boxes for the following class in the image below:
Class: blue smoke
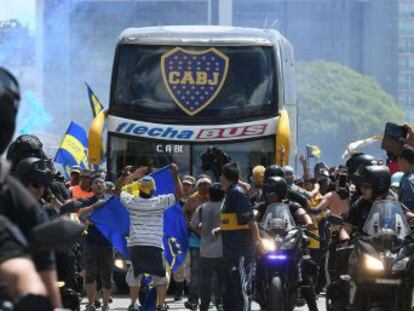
[17,91,53,135]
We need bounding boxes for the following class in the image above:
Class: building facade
[398,0,414,121]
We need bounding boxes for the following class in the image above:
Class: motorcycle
[328,200,414,311]
[254,202,318,311]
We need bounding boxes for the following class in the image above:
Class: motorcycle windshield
[260,203,296,232]
[363,200,411,239]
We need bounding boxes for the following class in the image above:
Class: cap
[139,176,156,195]
[196,176,212,187]
[252,165,265,185]
[70,165,81,175]
[391,172,404,188]
[80,169,93,178]
[399,145,414,164]
[182,175,196,186]
[91,173,105,183]
[252,165,265,177]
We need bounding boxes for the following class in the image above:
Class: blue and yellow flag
[85,82,104,118]
[89,166,189,271]
[306,145,322,160]
[54,122,89,177]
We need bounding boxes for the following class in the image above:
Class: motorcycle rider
[343,165,395,237]
[345,153,379,204]
[0,67,60,309]
[262,165,310,209]
[255,176,318,311]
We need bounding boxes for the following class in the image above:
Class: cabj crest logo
[161,47,229,116]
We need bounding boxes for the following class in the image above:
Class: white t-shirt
[120,192,176,249]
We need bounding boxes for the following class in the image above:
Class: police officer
[262,165,310,209]
[0,67,60,308]
[257,176,312,224]
[344,165,394,235]
[257,177,319,311]
[345,153,379,204]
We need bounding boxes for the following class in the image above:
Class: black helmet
[14,157,54,186]
[346,153,378,176]
[264,165,285,184]
[264,176,288,200]
[6,134,48,170]
[0,68,20,155]
[353,165,391,197]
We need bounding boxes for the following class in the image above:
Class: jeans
[223,255,255,311]
[188,248,200,304]
[199,257,225,311]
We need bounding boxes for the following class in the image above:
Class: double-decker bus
[90,26,297,181]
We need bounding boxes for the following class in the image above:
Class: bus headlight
[261,238,277,253]
[114,259,126,271]
[364,254,384,271]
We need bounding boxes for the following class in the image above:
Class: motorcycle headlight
[261,238,277,253]
[57,281,65,288]
[114,258,126,270]
[392,257,409,272]
[364,254,384,271]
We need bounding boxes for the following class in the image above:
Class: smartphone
[381,123,408,155]
[338,173,347,188]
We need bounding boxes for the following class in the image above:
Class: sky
[0,0,36,30]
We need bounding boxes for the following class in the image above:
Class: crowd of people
[3,66,414,311]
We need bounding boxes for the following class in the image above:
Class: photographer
[201,147,231,181]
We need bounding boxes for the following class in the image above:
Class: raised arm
[171,163,183,200]
[114,166,148,195]
[299,154,311,181]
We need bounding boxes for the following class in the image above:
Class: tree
[296,61,405,164]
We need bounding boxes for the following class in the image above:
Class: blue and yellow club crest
[161,47,229,116]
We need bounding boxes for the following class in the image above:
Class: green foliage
[296,61,405,163]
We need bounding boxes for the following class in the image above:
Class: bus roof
[117,25,286,46]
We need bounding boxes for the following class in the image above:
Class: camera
[200,146,231,180]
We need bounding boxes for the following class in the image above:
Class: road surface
[86,295,327,310]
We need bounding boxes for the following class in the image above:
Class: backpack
[6,134,48,171]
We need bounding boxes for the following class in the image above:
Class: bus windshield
[111,45,277,123]
[108,134,275,181]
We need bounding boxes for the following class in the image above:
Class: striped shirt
[120,192,176,249]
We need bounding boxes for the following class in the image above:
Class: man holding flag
[119,164,183,311]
